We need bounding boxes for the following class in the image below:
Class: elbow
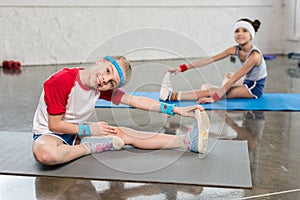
[48,121,58,133]
[47,114,64,133]
[48,126,56,133]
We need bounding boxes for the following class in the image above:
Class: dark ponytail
[238,18,261,32]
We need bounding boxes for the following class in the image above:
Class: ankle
[82,143,92,155]
[178,134,191,151]
[171,92,178,101]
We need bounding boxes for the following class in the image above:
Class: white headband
[233,21,255,39]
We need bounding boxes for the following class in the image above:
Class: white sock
[177,92,182,101]
[177,134,190,150]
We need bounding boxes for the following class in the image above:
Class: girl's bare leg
[116,109,210,154]
[178,85,251,101]
[116,127,183,149]
[177,72,245,101]
[32,135,86,165]
[32,111,211,165]
[226,85,254,98]
[179,87,219,100]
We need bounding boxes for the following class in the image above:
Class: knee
[224,72,234,79]
[222,72,235,85]
[33,143,59,165]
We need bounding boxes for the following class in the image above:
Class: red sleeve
[99,89,125,105]
[44,68,79,115]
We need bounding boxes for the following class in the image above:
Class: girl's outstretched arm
[169,46,236,74]
[120,93,204,117]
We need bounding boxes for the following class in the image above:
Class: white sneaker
[189,109,210,154]
[159,72,173,101]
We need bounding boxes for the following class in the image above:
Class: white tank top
[236,45,267,81]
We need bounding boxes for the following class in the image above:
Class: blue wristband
[159,102,176,116]
[78,124,91,136]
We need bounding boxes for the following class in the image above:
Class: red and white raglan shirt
[32,68,125,135]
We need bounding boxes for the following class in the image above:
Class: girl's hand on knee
[88,122,117,136]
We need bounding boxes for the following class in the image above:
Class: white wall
[283,0,300,53]
[0,0,292,65]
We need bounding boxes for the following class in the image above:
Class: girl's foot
[188,110,210,154]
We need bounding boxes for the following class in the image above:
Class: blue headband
[104,55,125,88]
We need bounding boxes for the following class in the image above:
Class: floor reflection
[35,177,98,200]
[163,110,265,152]
[216,110,265,151]
[34,176,204,200]
[287,67,300,78]
[2,67,22,76]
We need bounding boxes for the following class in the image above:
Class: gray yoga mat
[0,131,252,188]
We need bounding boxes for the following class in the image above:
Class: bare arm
[169,46,236,73]
[48,114,78,134]
[120,93,204,117]
[188,47,234,69]
[120,93,160,112]
[48,114,116,136]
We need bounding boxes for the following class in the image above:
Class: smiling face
[83,56,131,91]
[234,27,252,45]
[96,61,121,90]
[88,59,125,91]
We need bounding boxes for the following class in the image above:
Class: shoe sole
[159,72,172,101]
[195,109,210,154]
[159,85,169,101]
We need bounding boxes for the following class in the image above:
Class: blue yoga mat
[95,92,300,111]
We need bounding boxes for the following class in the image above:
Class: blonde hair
[112,55,132,86]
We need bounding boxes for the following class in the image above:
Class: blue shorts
[33,133,77,145]
[243,78,266,98]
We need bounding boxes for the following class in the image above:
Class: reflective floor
[1,55,300,199]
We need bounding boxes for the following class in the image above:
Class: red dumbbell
[12,61,21,69]
[7,61,15,69]
[2,60,22,69]
[2,60,9,68]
